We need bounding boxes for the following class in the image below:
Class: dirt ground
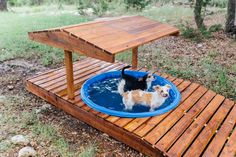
[0,59,145,156]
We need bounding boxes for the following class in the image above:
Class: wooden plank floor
[26,58,236,157]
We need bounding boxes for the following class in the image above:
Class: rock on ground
[0,95,6,103]
[11,135,29,145]
[18,146,36,157]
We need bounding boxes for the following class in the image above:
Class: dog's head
[153,84,171,98]
[146,74,155,83]
[140,73,155,82]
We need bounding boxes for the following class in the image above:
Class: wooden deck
[26,58,236,157]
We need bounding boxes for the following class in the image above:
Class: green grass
[0,95,97,156]
[0,6,91,65]
[79,144,97,157]
[141,5,193,24]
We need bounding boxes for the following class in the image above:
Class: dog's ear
[153,85,161,91]
[166,84,171,89]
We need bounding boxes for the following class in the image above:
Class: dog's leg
[123,95,134,111]
[150,103,156,112]
[149,107,155,112]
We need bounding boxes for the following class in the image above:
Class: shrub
[181,23,222,42]
[92,0,109,16]
[78,0,109,16]
[209,0,227,8]
[208,24,223,32]
[124,0,150,11]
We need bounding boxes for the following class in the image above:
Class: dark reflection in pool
[87,77,175,113]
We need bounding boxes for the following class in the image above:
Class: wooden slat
[106,116,120,123]
[95,23,169,49]
[156,90,216,151]
[105,26,178,53]
[40,61,105,89]
[166,75,176,82]
[175,80,191,92]
[144,85,207,145]
[35,59,101,85]
[65,16,144,33]
[52,63,124,95]
[203,103,236,157]
[87,20,160,43]
[90,22,164,47]
[134,113,168,137]
[184,99,234,157]
[172,78,184,86]
[114,117,134,127]
[97,112,109,119]
[41,61,110,90]
[75,17,157,40]
[167,94,225,157]
[28,58,92,82]
[219,127,236,157]
[124,117,150,132]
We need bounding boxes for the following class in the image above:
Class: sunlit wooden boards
[26,58,235,157]
[28,16,179,63]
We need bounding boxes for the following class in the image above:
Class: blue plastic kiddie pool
[81,70,181,118]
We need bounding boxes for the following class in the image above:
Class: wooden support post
[132,47,138,69]
[64,50,75,99]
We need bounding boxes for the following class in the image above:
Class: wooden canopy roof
[28,16,179,63]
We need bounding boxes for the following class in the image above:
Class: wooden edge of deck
[28,31,115,63]
[26,80,163,157]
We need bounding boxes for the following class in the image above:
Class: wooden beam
[28,31,115,63]
[132,47,138,68]
[64,50,75,99]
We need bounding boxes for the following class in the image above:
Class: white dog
[120,84,171,111]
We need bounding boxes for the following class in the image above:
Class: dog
[117,65,155,94]
[120,84,171,112]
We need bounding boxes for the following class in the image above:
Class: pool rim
[81,70,181,118]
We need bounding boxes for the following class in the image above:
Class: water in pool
[87,77,175,113]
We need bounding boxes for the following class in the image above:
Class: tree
[225,0,236,33]
[0,0,7,11]
[194,0,211,29]
[194,0,205,29]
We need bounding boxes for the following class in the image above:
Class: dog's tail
[118,79,125,95]
[121,65,131,77]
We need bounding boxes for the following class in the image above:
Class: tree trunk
[225,0,236,33]
[194,0,205,29]
[0,0,7,11]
